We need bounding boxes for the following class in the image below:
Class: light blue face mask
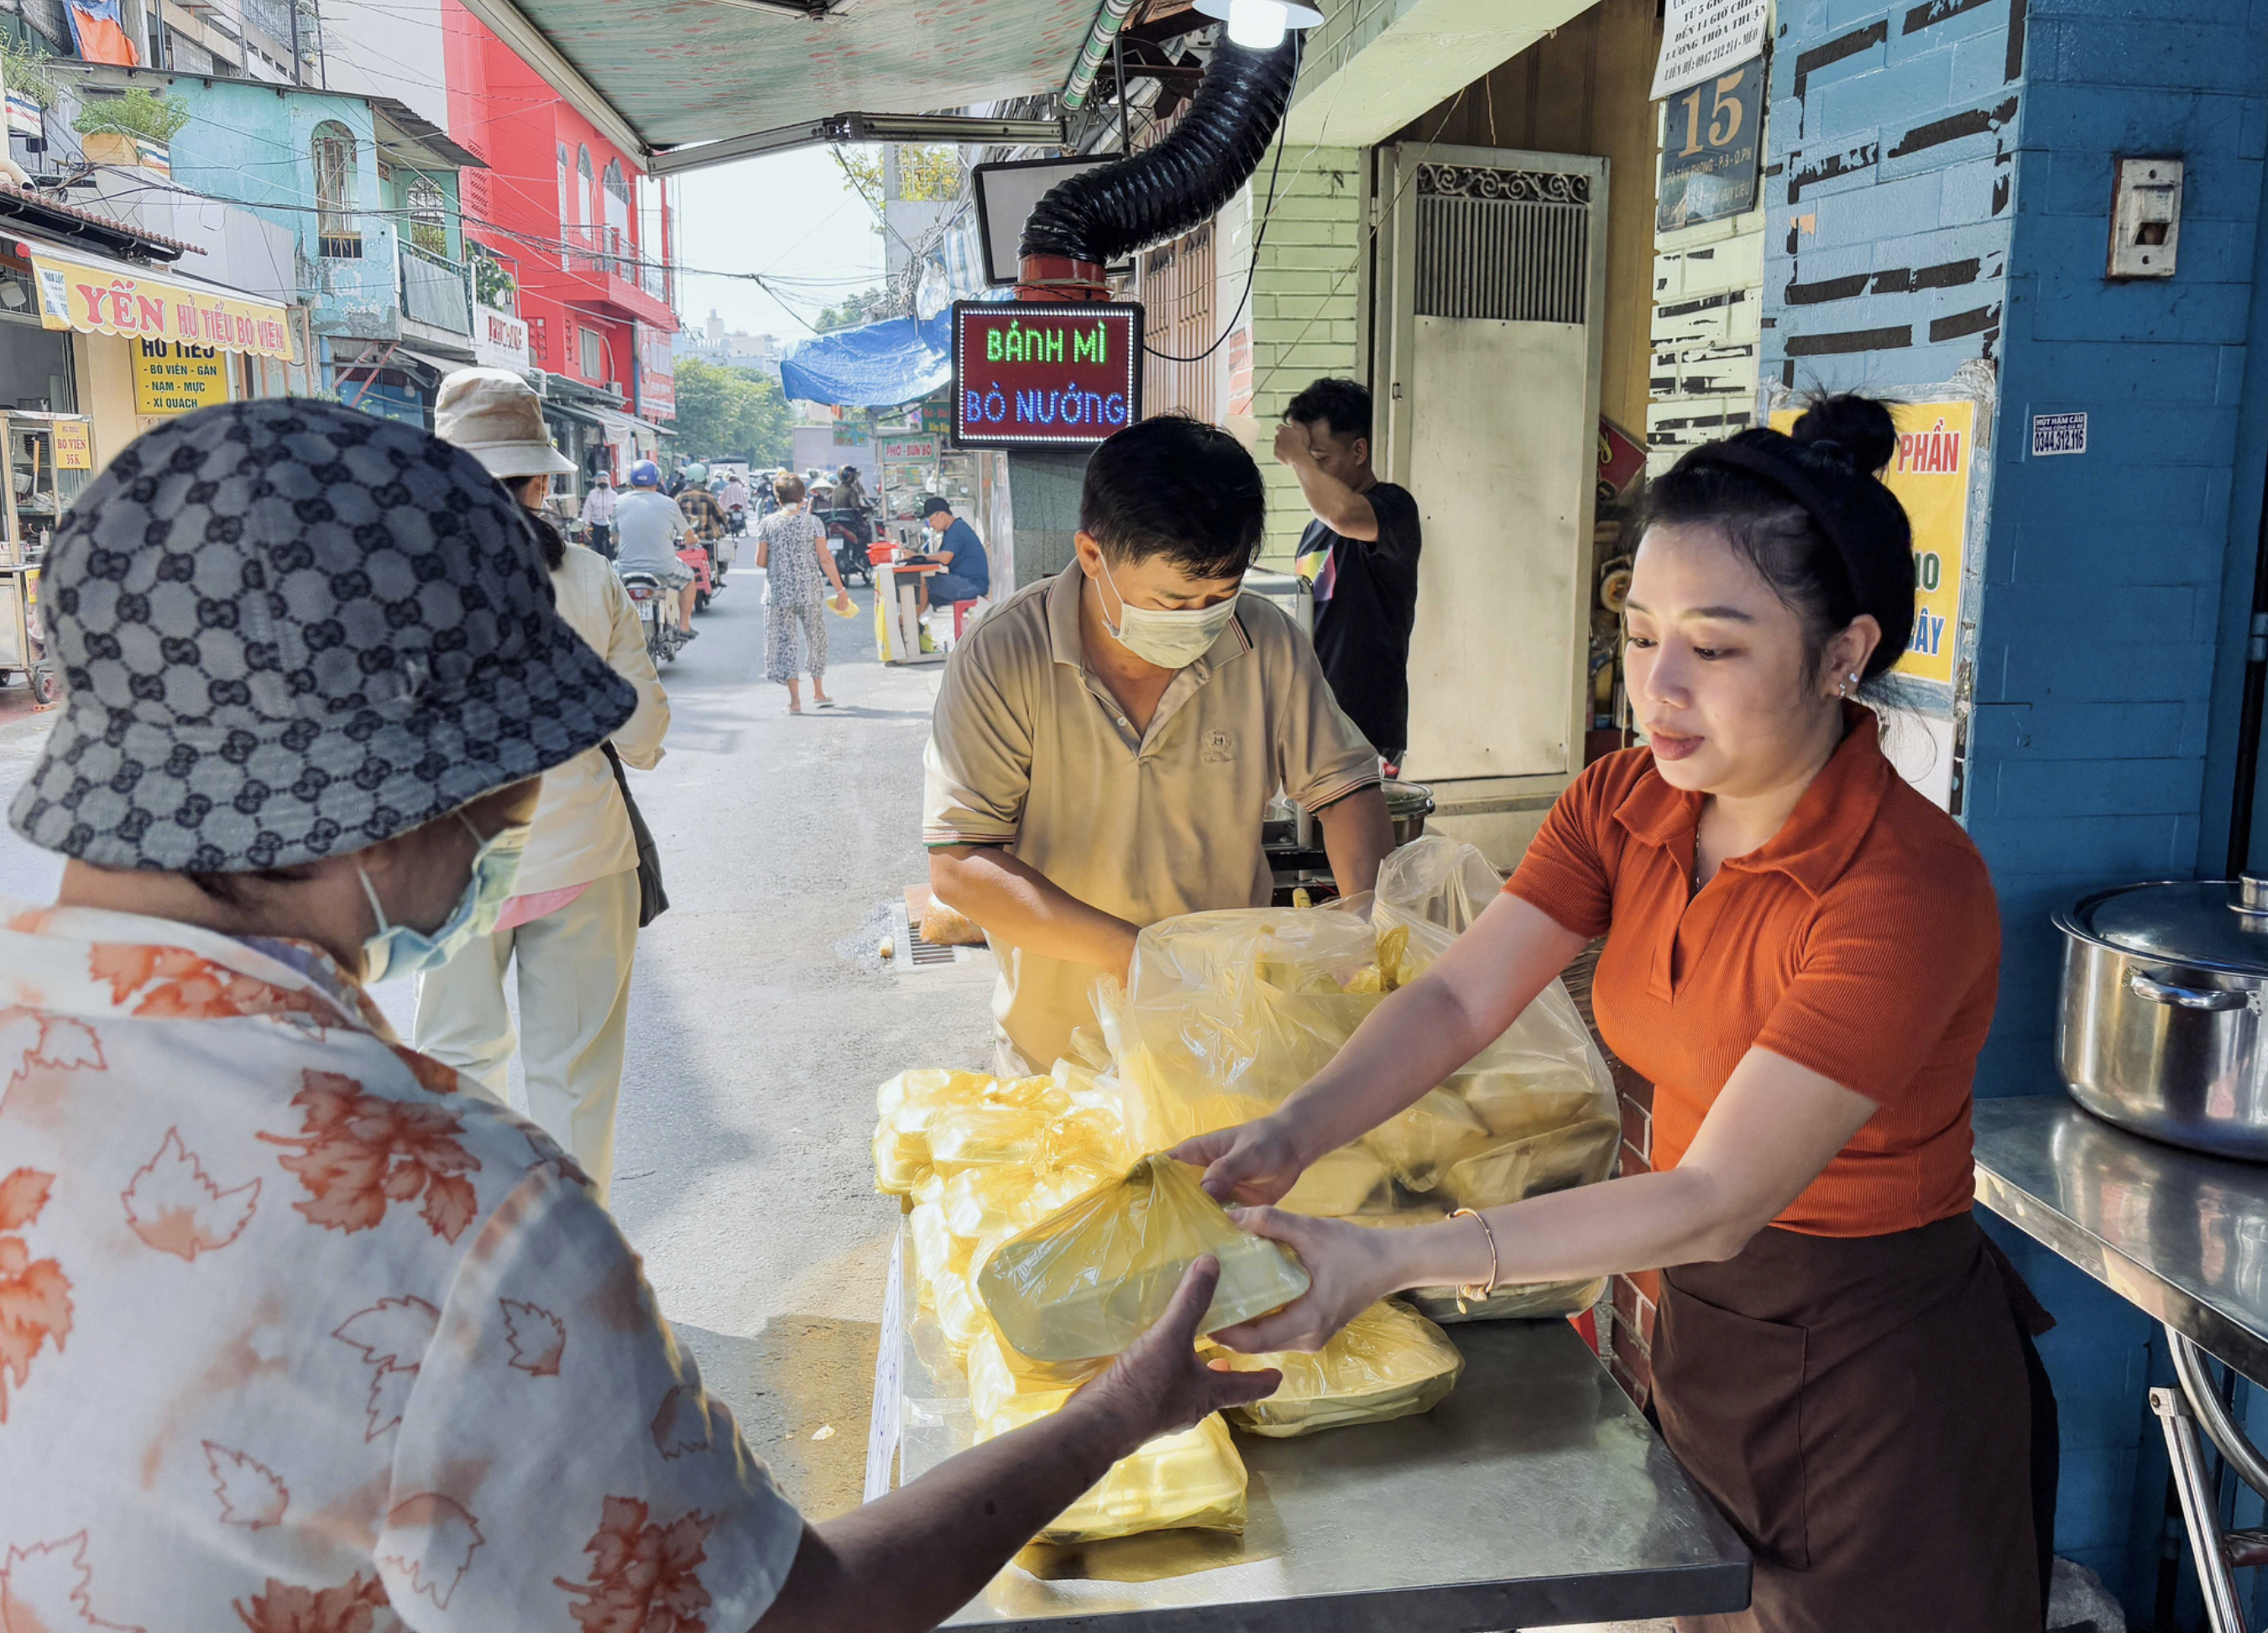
[358,812,530,983]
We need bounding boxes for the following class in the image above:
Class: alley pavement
[0,567,993,1519]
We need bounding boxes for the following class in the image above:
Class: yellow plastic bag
[1212,1298,1464,1437]
[978,1156,1311,1363]
[908,1200,969,1309]
[930,1266,993,1356]
[1436,1116,1623,1211]
[872,1072,1069,1197]
[975,1403,1248,1545]
[965,1327,1105,1422]
[1280,1141,1394,1217]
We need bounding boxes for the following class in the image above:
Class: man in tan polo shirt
[926,415,1395,1075]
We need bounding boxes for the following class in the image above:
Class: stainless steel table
[1972,1095,2268,1381]
[1973,1095,2268,1632]
[869,1233,1751,1631]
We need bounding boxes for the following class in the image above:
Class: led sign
[952,300,1144,449]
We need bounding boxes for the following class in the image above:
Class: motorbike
[620,570,682,665]
[823,503,877,588]
[678,540,718,613]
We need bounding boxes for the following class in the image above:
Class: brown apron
[1653,1213,2051,1633]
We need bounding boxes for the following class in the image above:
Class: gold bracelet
[1449,1207,1501,1315]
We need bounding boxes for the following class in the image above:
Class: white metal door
[1373,146,1607,800]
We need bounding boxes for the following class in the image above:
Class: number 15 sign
[1657,55,1764,232]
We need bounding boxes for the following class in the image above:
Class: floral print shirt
[0,901,802,1630]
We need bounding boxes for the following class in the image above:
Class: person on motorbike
[835,462,871,519]
[680,479,729,553]
[616,459,698,640]
[721,470,750,529]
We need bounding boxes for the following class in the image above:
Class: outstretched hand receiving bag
[977,1156,1311,1363]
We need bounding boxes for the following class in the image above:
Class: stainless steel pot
[2056,877,2268,1161]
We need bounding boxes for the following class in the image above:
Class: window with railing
[405,175,448,257]
[312,122,361,259]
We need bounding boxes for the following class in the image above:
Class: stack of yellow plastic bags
[1104,837,1623,1322]
[875,1074,1471,1546]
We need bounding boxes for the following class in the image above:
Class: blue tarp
[780,312,954,408]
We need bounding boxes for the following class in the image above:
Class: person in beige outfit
[414,368,671,1204]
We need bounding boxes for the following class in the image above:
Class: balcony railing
[400,241,473,335]
[562,223,673,305]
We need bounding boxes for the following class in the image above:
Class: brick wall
[1763,0,2268,1611]
[1562,944,1661,1405]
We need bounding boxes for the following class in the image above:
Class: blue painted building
[1765,0,2268,1615]
[79,66,486,422]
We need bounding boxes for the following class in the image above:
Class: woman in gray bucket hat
[0,398,1267,1628]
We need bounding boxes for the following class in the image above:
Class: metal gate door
[1373,145,1607,803]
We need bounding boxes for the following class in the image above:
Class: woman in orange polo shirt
[1178,420,2052,1632]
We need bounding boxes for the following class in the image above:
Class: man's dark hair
[1079,415,1265,578]
[1284,378,1372,443]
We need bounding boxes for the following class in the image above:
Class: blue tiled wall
[1766,0,2268,1615]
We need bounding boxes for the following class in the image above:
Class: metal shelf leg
[2152,1382,2250,1633]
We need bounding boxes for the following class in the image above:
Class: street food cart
[868,1228,1752,1629]
[0,410,81,704]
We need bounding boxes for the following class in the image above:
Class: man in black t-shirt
[1277,378,1423,771]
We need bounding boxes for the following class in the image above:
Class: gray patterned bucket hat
[10,399,638,872]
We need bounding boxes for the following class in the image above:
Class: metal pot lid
[2065,879,2268,976]
[1384,781,1434,816]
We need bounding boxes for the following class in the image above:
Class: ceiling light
[1193,0,1324,51]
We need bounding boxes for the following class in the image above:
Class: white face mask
[1097,556,1239,670]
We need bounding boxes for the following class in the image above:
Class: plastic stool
[950,599,981,639]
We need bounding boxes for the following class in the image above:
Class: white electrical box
[2108,157,2182,279]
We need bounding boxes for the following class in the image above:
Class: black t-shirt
[1300,481,1423,758]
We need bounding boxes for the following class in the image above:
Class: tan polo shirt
[923,564,1381,1072]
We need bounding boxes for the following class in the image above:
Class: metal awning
[449,0,1090,171]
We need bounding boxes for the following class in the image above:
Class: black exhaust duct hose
[1020,35,1299,268]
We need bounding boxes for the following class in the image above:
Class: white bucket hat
[434,367,576,479]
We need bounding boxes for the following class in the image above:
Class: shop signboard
[952,300,1142,449]
[131,338,228,415]
[919,398,951,436]
[473,302,530,374]
[880,437,939,462]
[1769,398,1974,687]
[1657,56,1763,231]
[23,243,295,360]
[50,420,91,470]
[1653,0,1770,98]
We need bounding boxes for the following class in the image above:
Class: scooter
[620,571,682,665]
[823,504,876,588]
[678,540,717,613]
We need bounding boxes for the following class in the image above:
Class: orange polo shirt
[1507,708,1999,1237]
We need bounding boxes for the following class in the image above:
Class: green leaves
[669,360,792,467]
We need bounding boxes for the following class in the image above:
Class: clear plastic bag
[1211,1297,1465,1437]
[1110,862,1620,1236]
[978,1156,1311,1363]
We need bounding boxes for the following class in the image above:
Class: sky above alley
[673,146,887,342]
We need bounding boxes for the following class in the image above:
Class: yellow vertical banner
[1767,398,1974,685]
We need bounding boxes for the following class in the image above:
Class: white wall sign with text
[1653,0,1770,99]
